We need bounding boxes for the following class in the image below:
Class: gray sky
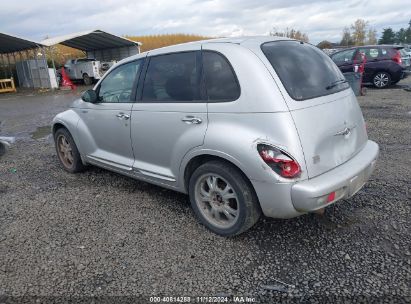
[1,0,409,44]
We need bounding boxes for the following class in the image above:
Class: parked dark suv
[330,45,407,88]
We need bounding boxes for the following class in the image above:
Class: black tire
[83,74,92,85]
[54,128,85,173]
[189,161,261,236]
[0,142,6,157]
[372,71,391,88]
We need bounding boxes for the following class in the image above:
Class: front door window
[98,61,142,103]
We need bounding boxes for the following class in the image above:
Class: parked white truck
[64,58,114,85]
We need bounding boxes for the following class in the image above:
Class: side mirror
[81,89,98,103]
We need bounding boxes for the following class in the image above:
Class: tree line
[126,34,210,53]
[378,21,411,44]
[317,19,411,49]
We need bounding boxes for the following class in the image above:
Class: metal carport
[0,32,53,89]
[0,32,41,54]
[41,29,141,62]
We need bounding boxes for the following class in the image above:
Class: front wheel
[54,128,85,173]
[373,72,391,88]
[189,161,261,236]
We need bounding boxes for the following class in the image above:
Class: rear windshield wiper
[326,79,347,90]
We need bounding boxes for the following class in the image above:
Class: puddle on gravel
[31,126,51,140]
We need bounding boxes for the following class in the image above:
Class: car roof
[361,45,404,49]
[333,45,404,54]
[121,36,295,63]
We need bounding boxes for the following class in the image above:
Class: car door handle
[181,116,202,124]
[116,113,130,120]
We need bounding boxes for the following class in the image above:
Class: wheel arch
[182,153,260,207]
[52,118,77,138]
[52,122,68,135]
[373,69,392,77]
[52,111,86,161]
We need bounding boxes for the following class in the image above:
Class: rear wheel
[373,72,391,88]
[189,161,261,236]
[83,74,92,85]
[54,128,84,173]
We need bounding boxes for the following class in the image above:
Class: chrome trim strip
[86,155,133,171]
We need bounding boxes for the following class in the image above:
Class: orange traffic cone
[60,67,76,90]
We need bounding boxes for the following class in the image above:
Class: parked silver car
[400,48,411,70]
[52,36,379,236]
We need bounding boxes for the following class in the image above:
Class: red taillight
[327,192,336,202]
[257,144,301,178]
[392,50,402,64]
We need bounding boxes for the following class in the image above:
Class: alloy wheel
[373,73,389,88]
[194,174,239,229]
[57,134,74,169]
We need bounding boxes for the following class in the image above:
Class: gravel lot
[0,81,410,303]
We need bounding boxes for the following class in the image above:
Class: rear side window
[203,51,240,101]
[358,48,380,60]
[142,52,199,102]
[262,41,349,101]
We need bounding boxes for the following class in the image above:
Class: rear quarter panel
[182,43,307,184]
[201,112,308,183]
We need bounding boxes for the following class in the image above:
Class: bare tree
[367,28,377,45]
[340,27,353,46]
[270,27,309,42]
[292,30,309,43]
[351,19,368,46]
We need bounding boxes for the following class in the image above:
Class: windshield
[261,40,349,101]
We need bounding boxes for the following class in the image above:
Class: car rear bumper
[291,140,379,212]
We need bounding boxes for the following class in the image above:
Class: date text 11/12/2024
[149,296,257,303]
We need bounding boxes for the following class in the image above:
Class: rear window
[261,41,349,101]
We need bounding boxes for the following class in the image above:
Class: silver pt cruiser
[52,36,379,236]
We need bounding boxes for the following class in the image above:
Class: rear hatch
[261,40,368,178]
[289,91,367,178]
